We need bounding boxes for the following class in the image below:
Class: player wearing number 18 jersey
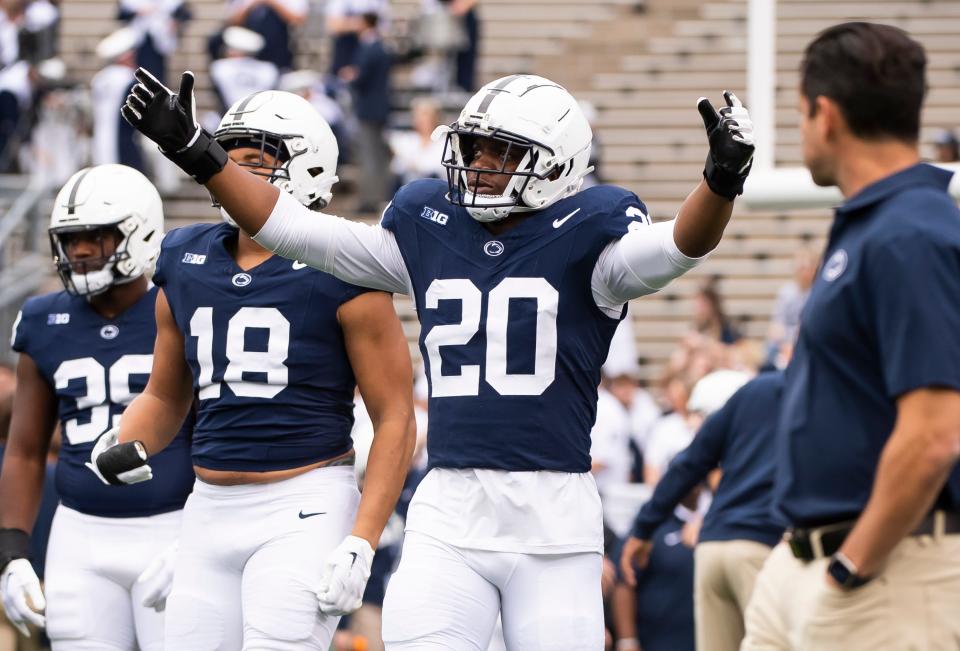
[122,70,755,649]
[93,91,416,650]
[0,165,193,650]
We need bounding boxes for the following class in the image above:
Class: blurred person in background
[691,279,740,345]
[90,27,145,172]
[765,247,816,362]
[422,0,478,92]
[621,370,780,651]
[340,11,392,214]
[0,57,34,173]
[389,97,444,188]
[0,165,194,649]
[117,0,191,86]
[324,0,388,77]
[279,70,350,161]
[209,26,277,113]
[19,0,59,62]
[933,128,959,163]
[208,0,307,74]
[0,0,22,67]
[612,488,699,651]
[643,373,694,486]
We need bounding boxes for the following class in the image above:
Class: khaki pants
[741,534,960,650]
[695,540,772,651]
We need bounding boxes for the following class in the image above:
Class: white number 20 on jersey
[424,277,559,397]
[189,307,290,400]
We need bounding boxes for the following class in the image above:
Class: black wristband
[703,152,749,201]
[0,528,31,572]
[97,441,149,486]
[164,129,228,184]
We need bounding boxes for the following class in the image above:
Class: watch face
[827,557,852,587]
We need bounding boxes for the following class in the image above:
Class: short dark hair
[801,22,926,142]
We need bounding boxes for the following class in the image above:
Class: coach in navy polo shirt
[621,372,783,651]
[741,22,960,651]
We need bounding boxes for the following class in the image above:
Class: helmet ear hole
[307,166,324,177]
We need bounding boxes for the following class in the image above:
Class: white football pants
[163,466,359,651]
[44,505,182,651]
[382,532,604,650]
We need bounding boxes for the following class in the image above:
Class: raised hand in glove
[316,535,375,616]
[698,91,755,200]
[86,426,153,486]
[121,68,227,183]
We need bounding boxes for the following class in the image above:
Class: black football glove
[121,68,227,184]
[698,90,755,200]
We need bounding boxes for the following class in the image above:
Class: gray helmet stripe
[231,91,264,117]
[476,75,524,114]
[65,168,94,215]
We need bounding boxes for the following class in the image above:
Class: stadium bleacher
[5,0,959,378]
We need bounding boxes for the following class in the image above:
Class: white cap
[278,69,321,93]
[687,370,752,416]
[36,58,66,81]
[95,27,141,62]
[223,26,265,55]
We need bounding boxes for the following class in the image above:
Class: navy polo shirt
[773,163,960,527]
[630,372,785,548]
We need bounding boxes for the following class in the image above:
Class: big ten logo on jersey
[54,355,152,444]
[47,312,70,325]
[420,206,449,226]
[425,277,558,397]
[189,306,290,400]
[182,252,207,265]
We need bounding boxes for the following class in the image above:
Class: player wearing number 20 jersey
[0,165,192,651]
[123,67,755,649]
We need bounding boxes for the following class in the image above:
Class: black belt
[786,510,960,561]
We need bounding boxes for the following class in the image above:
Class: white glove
[316,535,374,616]
[85,427,153,486]
[136,541,178,612]
[0,559,45,637]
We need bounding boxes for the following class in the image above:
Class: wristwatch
[827,551,873,590]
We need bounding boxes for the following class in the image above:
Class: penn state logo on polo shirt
[822,249,848,282]
[484,241,504,257]
[232,272,253,287]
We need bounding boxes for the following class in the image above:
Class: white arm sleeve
[253,190,411,295]
[591,219,707,317]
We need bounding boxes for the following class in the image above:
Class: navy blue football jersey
[11,287,194,518]
[382,179,649,473]
[154,222,372,471]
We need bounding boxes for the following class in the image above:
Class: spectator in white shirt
[210,26,278,112]
[389,97,444,188]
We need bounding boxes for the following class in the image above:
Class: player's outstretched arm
[673,91,755,258]
[317,291,416,616]
[88,290,193,486]
[121,69,409,294]
[0,353,56,636]
[118,289,194,455]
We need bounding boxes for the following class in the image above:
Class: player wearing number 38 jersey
[121,69,755,648]
[92,91,416,650]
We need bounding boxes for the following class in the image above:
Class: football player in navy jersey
[120,69,755,649]
[0,164,194,650]
[92,90,416,651]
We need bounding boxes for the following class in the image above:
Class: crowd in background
[0,0,482,211]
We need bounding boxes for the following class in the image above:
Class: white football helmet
[434,74,593,222]
[214,90,338,226]
[49,164,163,297]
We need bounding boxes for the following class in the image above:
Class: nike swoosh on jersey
[552,208,581,229]
[298,510,326,519]
[292,261,308,270]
